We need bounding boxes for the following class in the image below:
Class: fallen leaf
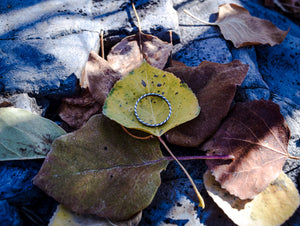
[107,32,172,76]
[165,60,248,147]
[204,170,300,226]
[216,3,289,48]
[33,114,168,221]
[81,51,122,103]
[203,100,290,199]
[0,107,66,160]
[185,3,289,48]
[103,61,200,137]
[49,205,142,226]
[58,89,101,129]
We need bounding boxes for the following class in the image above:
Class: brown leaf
[83,51,122,104]
[61,51,121,129]
[215,3,289,48]
[165,60,248,147]
[203,100,290,200]
[107,32,172,75]
[59,89,101,129]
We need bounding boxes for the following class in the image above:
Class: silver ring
[134,93,172,127]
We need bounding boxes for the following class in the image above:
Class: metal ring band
[134,93,172,127]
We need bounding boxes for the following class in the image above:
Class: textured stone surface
[231,46,270,101]
[0,200,22,226]
[0,0,178,97]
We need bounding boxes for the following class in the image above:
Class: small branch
[165,155,235,161]
[132,1,142,33]
[159,137,205,208]
[100,30,104,59]
[121,125,153,140]
[183,9,217,26]
[169,30,173,67]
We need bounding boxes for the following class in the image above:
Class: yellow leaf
[204,170,300,226]
[49,205,142,226]
[103,61,200,137]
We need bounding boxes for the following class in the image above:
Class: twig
[183,9,217,26]
[159,136,205,208]
[100,30,104,59]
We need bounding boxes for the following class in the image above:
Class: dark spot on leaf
[141,80,146,87]
[157,90,160,93]
[175,92,178,95]
[110,175,113,178]
[163,74,166,77]
[104,146,108,151]
[119,104,122,107]
[151,81,154,84]
[20,148,27,153]
[162,92,165,95]
[157,83,162,87]
[154,74,158,77]
[126,102,128,104]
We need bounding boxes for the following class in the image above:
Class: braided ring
[134,93,172,127]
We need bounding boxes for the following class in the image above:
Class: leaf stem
[183,9,217,26]
[132,1,142,33]
[121,125,153,140]
[158,136,205,208]
[288,154,300,160]
[165,155,235,161]
[100,30,104,59]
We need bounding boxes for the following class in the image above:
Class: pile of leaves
[1,3,299,225]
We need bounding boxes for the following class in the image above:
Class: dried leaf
[33,114,168,221]
[204,170,300,226]
[107,32,172,76]
[203,100,290,199]
[0,107,66,160]
[215,3,289,48]
[103,61,200,137]
[58,89,101,129]
[83,51,122,103]
[49,205,142,226]
[165,60,248,147]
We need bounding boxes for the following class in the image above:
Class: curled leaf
[204,170,300,226]
[0,107,66,160]
[103,61,200,137]
[165,60,248,147]
[33,114,168,221]
[107,32,172,76]
[216,3,289,48]
[203,100,290,199]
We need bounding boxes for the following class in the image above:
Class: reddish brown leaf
[215,3,289,48]
[165,60,248,147]
[107,32,172,75]
[203,100,290,199]
[59,89,101,129]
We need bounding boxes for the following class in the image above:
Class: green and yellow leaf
[103,62,200,137]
